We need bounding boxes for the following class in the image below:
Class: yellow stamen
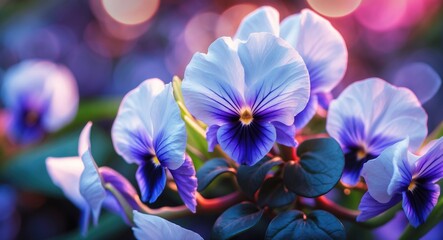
[152,156,160,166]
[357,149,367,160]
[408,180,417,192]
[239,107,253,125]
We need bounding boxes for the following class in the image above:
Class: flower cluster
[31,5,443,240]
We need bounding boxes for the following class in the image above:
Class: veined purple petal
[317,92,333,110]
[169,155,197,212]
[46,157,85,209]
[151,84,186,171]
[182,37,245,126]
[402,181,440,227]
[206,125,220,151]
[357,192,402,222]
[99,167,140,210]
[294,93,318,129]
[342,150,375,187]
[280,9,347,93]
[132,211,203,240]
[80,208,91,236]
[235,6,280,42]
[327,78,427,155]
[272,121,297,147]
[361,139,409,203]
[78,121,92,156]
[136,162,166,203]
[414,137,443,182]
[239,33,310,126]
[217,121,276,166]
[392,62,441,104]
[112,79,164,165]
[80,150,106,225]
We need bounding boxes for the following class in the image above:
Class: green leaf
[284,138,344,197]
[399,197,443,240]
[258,177,296,209]
[212,202,264,240]
[196,158,236,192]
[266,210,346,240]
[1,126,111,196]
[237,157,283,198]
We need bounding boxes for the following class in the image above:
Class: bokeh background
[0,0,443,239]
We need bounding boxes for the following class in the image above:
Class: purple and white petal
[235,6,280,42]
[361,139,409,203]
[402,182,440,227]
[136,162,166,203]
[217,121,276,166]
[169,155,197,212]
[80,150,106,225]
[357,192,402,222]
[99,167,140,210]
[206,125,220,151]
[1,60,78,132]
[132,211,203,240]
[294,93,318,129]
[414,137,443,182]
[151,84,186,170]
[280,9,347,93]
[112,79,164,164]
[392,62,441,104]
[327,78,427,155]
[272,121,297,147]
[238,33,310,126]
[182,37,245,126]
[46,156,85,209]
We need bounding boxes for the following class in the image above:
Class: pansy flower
[358,137,443,227]
[46,122,140,234]
[1,60,78,143]
[326,78,427,186]
[182,33,310,166]
[112,79,197,212]
[235,6,347,128]
[132,211,203,240]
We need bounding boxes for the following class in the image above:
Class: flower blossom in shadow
[132,211,202,240]
[358,137,443,227]
[182,32,310,166]
[235,6,348,129]
[112,79,197,212]
[327,78,427,186]
[46,122,140,235]
[1,60,78,144]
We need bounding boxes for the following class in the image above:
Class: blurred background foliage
[0,0,443,239]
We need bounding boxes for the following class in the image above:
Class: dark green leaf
[258,177,296,209]
[196,158,235,192]
[237,157,283,198]
[1,127,111,196]
[284,138,344,197]
[266,210,346,240]
[212,202,264,240]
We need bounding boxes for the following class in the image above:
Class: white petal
[132,211,203,240]
[280,9,347,93]
[46,156,85,208]
[235,6,280,41]
[112,79,164,164]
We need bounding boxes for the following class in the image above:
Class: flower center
[408,180,417,192]
[152,156,161,166]
[356,149,367,160]
[239,107,253,125]
[25,110,40,126]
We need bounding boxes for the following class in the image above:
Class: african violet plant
[7,5,439,240]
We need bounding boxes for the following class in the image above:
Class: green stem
[105,183,135,225]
